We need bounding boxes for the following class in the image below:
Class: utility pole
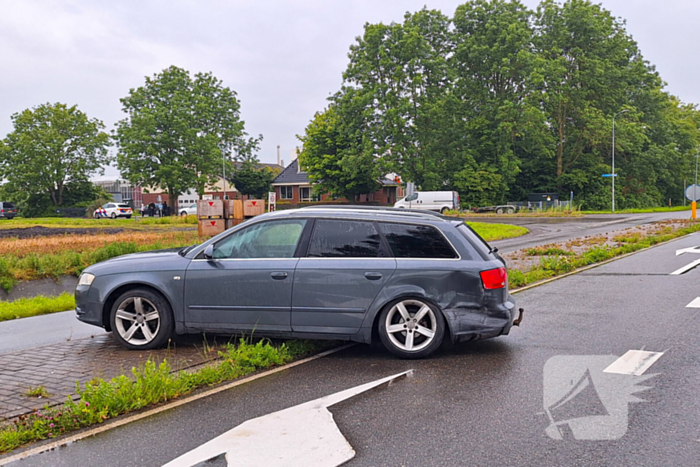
[612,109,629,212]
[694,148,699,220]
[222,147,227,200]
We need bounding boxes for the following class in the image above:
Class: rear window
[457,223,492,259]
[2,202,15,209]
[118,204,131,208]
[308,220,381,258]
[379,222,458,259]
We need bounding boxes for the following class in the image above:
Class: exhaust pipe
[513,308,524,326]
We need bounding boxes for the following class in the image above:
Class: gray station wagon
[75,207,520,359]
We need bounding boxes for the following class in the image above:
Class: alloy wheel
[114,296,161,346]
[384,299,438,352]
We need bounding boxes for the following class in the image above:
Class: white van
[394,191,460,213]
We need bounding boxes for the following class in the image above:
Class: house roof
[271,159,310,185]
[232,162,284,171]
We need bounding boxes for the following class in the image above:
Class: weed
[24,386,50,398]
[525,247,573,256]
[0,293,75,322]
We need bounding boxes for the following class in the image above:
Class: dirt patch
[0,226,125,240]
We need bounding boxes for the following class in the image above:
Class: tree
[341,9,455,189]
[232,161,277,199]
[298,106,381,201]
[115,66,259,207]
[0,103,110,207]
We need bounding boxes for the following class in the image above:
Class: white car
[179,204,198,216]
[94,203,133,219]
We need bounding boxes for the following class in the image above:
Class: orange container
[198,219,225,237]
[197,199,224,218]
[243,199,265,217]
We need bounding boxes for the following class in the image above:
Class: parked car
[0,202,17,219]
[75,207,519,359]
[394,191,460,213]
[179,204,197,216]
[94,203,133,219]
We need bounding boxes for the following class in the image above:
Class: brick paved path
[0,333,221,421]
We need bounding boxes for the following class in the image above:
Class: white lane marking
[162,370,413,467]
[686,297,700,308]
[676,246,700,256]
[603,350,664,376]
[670,258,700,275]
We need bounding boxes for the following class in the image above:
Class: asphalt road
[8,230,700,466]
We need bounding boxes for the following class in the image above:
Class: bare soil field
[0,226,126,240]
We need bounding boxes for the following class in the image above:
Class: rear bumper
[443,298,517,343]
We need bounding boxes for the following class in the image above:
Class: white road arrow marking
[162,370,413,467]
[670,258,700,275]
[686,297,700,308]
[603,350,664,376]
[676,246,700,256]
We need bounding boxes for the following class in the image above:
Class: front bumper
[75,285,105,329]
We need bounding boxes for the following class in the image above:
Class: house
[271,159,403,205]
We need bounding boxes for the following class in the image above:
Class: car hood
[83,248,191,275]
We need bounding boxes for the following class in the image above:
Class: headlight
[78,273,95,287]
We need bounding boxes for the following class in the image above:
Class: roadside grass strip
[0,339,321,454]
[0,216,198,230]
[508,220,700,289]
[582,206,691,214]
[466,222,529,241]
[0,293,75,322]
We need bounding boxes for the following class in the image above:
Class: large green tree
[115,66,259,207]
[0,103,110,207]
[298,105,380,201]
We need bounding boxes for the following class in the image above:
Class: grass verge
[0,293,75,322]
[0,338,321,454]
[468,222,529,241]
[0,216,198,230]
[582,206,691,214]
[508,220,700,288]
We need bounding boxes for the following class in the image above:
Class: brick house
[271,159,403,206]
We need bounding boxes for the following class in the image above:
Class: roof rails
[298,205,452,221]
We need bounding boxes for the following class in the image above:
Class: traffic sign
[685,184,700,202]
[602,174,618,178]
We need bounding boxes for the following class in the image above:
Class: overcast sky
[1,0,699,179]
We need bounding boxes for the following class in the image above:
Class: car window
[307,220,381,258]
[190,205,197,209]
[118,204,130,208]
[379,222,458,259]
[3,202,15,209]
[212,219,307,259]
[405,193,418,201]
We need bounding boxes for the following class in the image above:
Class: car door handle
[364,272,382,281]
[270,272,288,280]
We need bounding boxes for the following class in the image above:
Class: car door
[292,219,396,334]
[184,218,308,332]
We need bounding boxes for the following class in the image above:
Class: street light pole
[222,147,227,201]
[612,109,629,213]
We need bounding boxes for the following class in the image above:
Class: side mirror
[203,244,215,260]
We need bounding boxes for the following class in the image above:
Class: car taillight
[480,267,507,289]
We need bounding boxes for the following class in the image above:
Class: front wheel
[111,213,117,219]
[110,288,174,350]
[181,211,188,216]
[378,298,445,359]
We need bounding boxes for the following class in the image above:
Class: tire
[378,298,445,359]
[181,211,187,216]
[506,208,515,214]
[440,207,448,214]
[126,215,132,219]
[496,207,504,214]
[109,288,174,350]
[111,213,117,219]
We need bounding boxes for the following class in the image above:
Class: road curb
[510,230,697,295]
[0,343,354,465]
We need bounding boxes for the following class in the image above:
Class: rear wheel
[126,215,132,219]
[110,288,173,350]
[111,212,117,219]
[181,211,188,216]
[440,207,448,214]
[506,207,515,214]
[378,298,445,359]
[496,207,504,214]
